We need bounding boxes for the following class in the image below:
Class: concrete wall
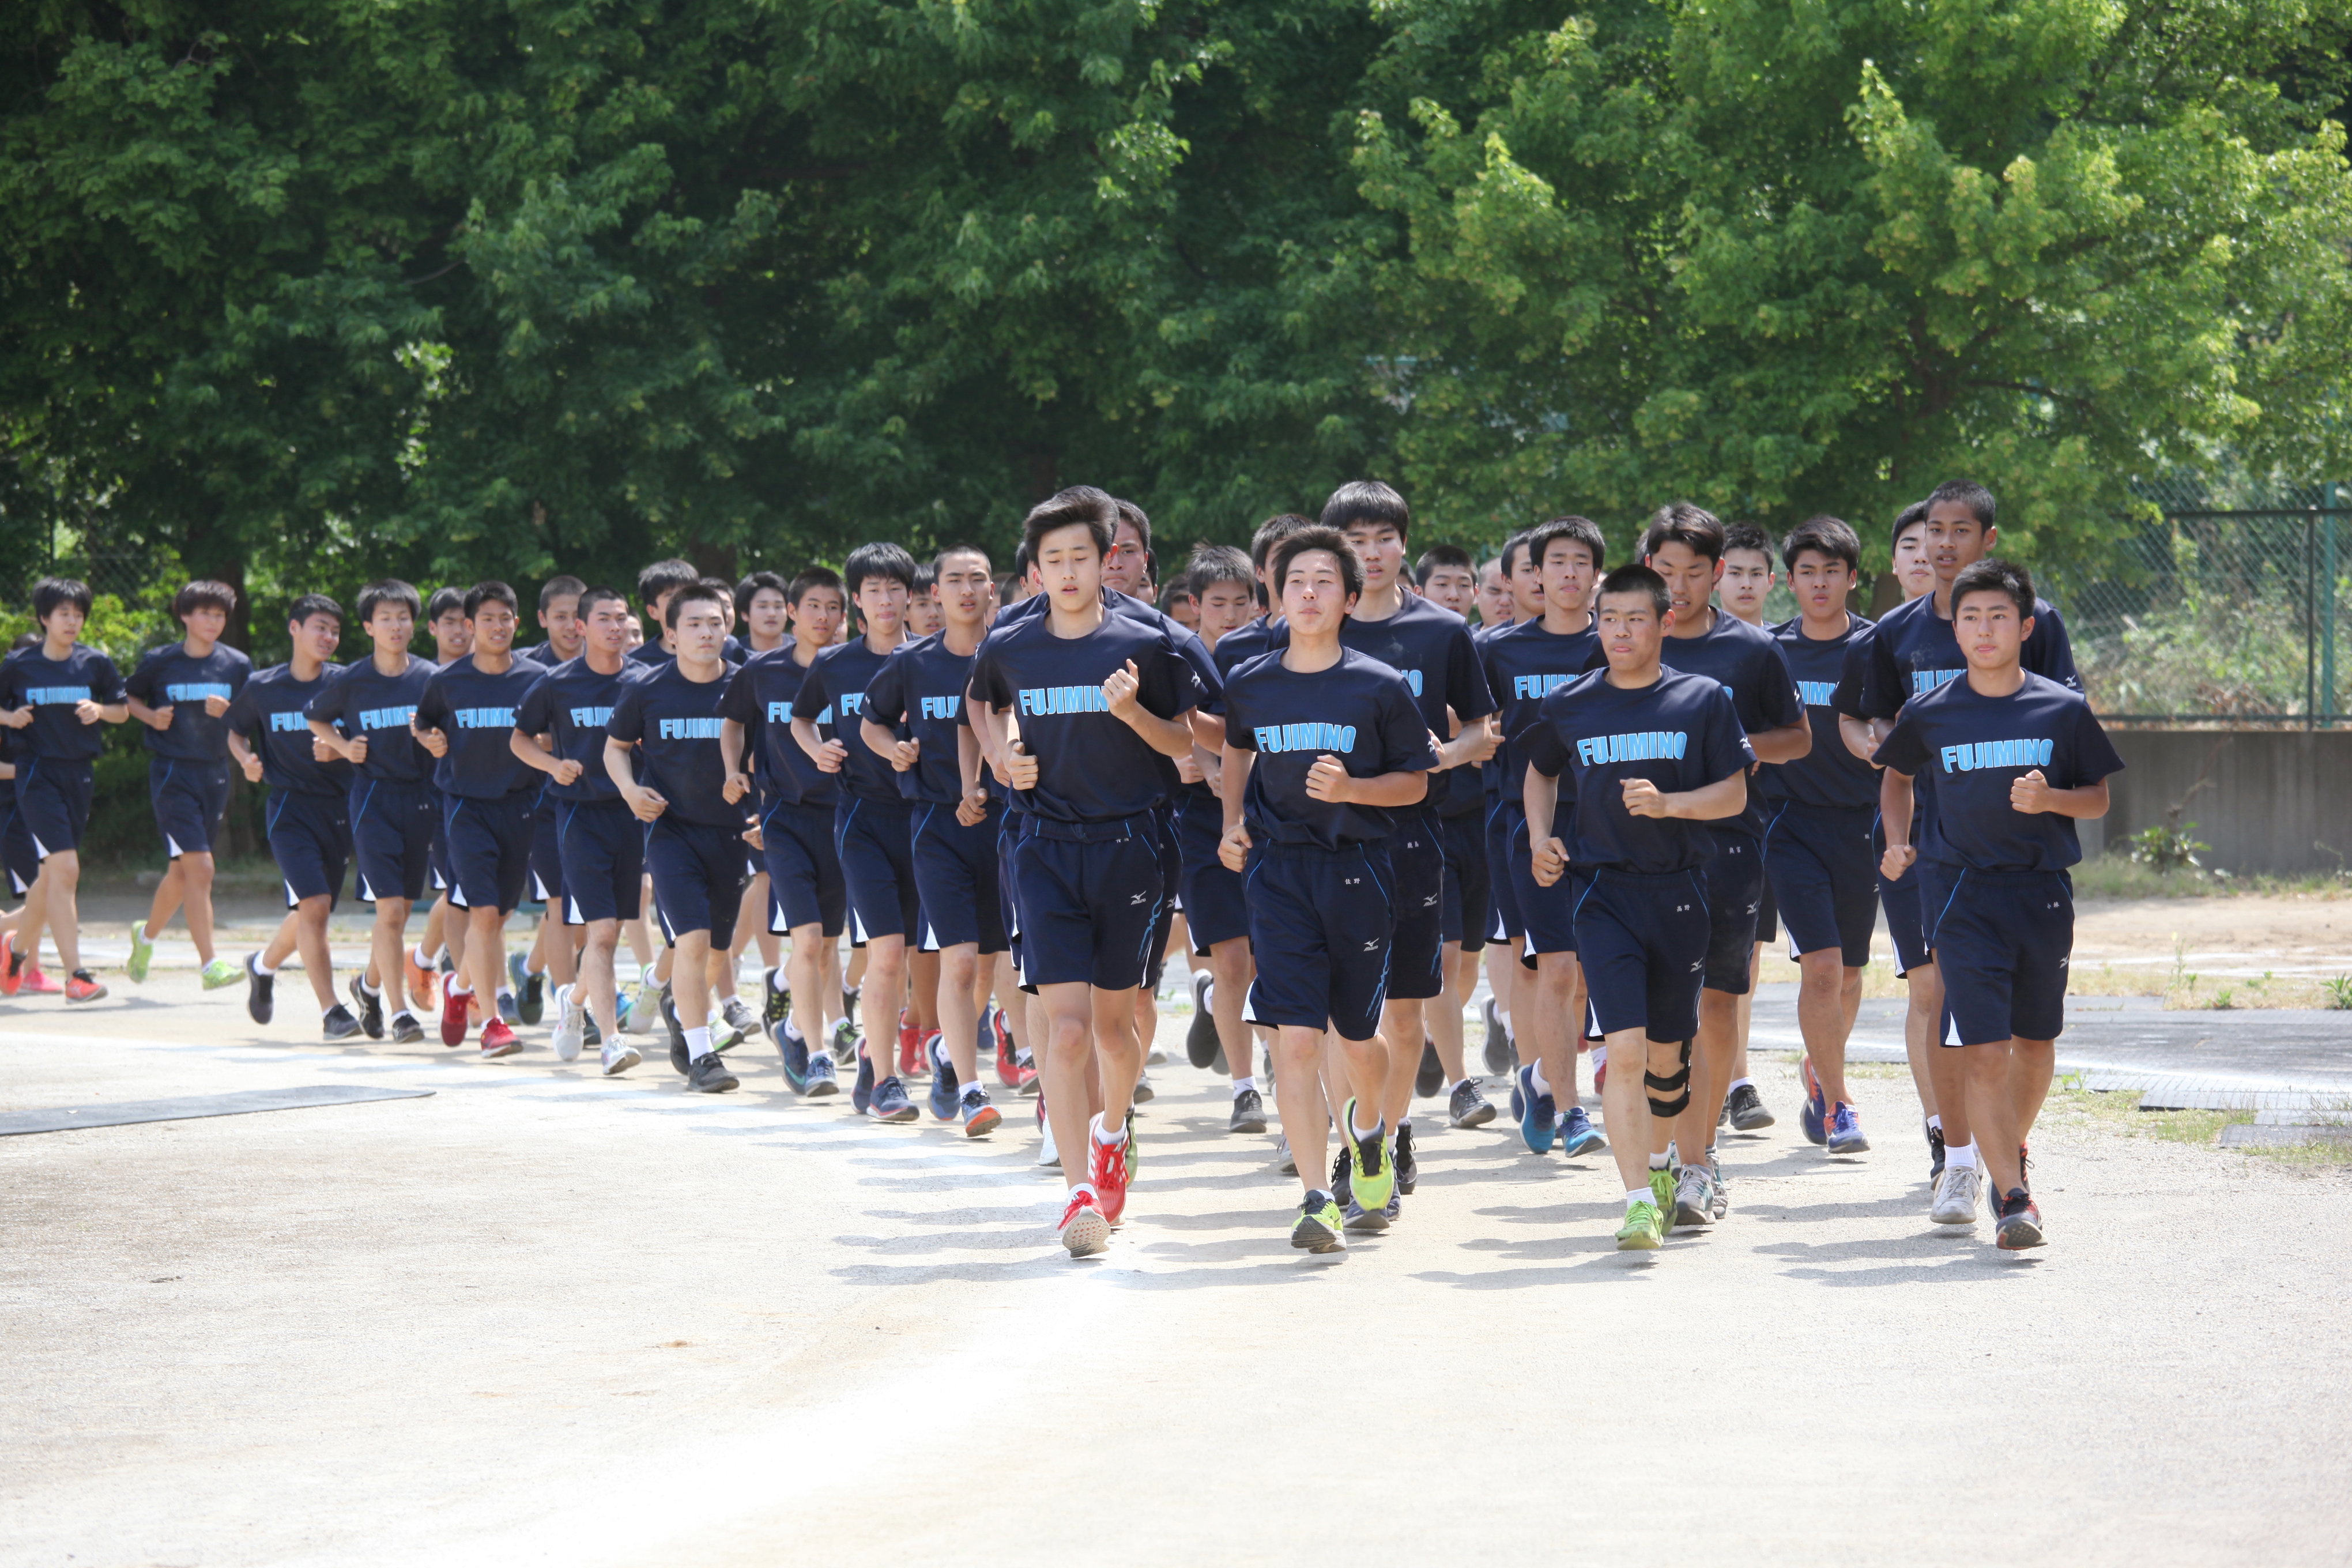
[2097,730,2352,875]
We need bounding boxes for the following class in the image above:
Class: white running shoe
[1036,1116,1061,1169]
[551,984,585,1062]
[1931,1163,1981,1225]
[601,1035,643,1077]
[624,983,662,1035]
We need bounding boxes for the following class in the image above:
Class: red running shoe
[994,1013,1036,1091]
[1057,1189,1110,1257]
[0,932,21,997]
[896,1009,924,1078]
[440,973,474,1047]
[63,968,107,1003]
[22,958,63,995]
[480,1017,521,1058]
[1087,1119,1131,1227]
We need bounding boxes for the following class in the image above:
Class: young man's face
[791,589,845,646]
[541,594,581,651]
[290,612,342,665]
[1596,591,1667,669]
[431,610,470,659]
[744,588,789,643]
[468,599,518,657]
[1893,527,1935,600]
[1477,561,1513,625]
[1788,550,1853,620]
[934,552,992,630]
[1923,500,1995,583]
[367,604,414,657]
[1718,548,1774,621]
[623,613,644,650]
[906,595,944,637]
[583,596,631,657]
[853,574,908,638]
[1195,579,1256,643]
[1422,564,1476,616]
[1539,538,1598,619]
[39,601,85,645]
[672,596,728,663]
[1164,594,1200,632]
[182,604,229,647]
[646,587,678,638]
[1036,525,1107,608]
[1280,549,1356,635]
[1506,544,1544,620]
[1954,590,2031,670]
[1340,520,1405,598]
[1104,522,1149,598]
[1645,541,1721,624]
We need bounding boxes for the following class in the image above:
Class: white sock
[1649,1150,1671,1171]
[391,1010,417,1029]
[1928,1113,1943,1132]
[1625,1189,1652,1212]
[1070,1180,1098,1203]
[1232,1076,1256,1097]
[1092,1114,1127,1147]
[962,1083,986,1106]
[1947,1141,1979,1170]
[782,1018,804,1044]
[255,955,278,976]
[685,1025,713,1062]
[321,1002,336,1018]
[1728,1076,1754,1093]
[1397,1115,1412,1130]
[413,944,433,967]
[1350,1115,1381,1143]
[358,976,380,997]
[1529,1061,1550,1095]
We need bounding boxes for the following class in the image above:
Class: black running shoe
[517,959,545,1025]
[1995,1187,2044,1250]
[348,974,385,1041]
[1480,998,1514,1077]
[1928,1122,1947,1185]
[322,1002,362,1041]
[244,952,274,1025]
[1447,1078,1497,1129]
[1228,1087,1268,1134]
[1185,971,1220,1069]
[1725,1083,1776,1131]
[762,967,791,1034]
[1394,1122,1418,1195]
[582,1008,602,1049]
[1415,1039,1443,1099]
[390,1012,425,1044]
[687,1053,741,1093]
[1330,1145,1354,1209]
[659,985,689,1075]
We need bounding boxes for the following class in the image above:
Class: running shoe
[1089,1116,1132,1225]
[805,1047,839,1097]
[1057,1189,1110,1257]
[1448,1078,1497,1129]
[480,1017,522,1058]
[1394,1122,1418,1196]
[1185,971,1219,1068]
[1011,1048,1040,1094]
[1673,1164,1714,1228]
[1479,997,1513,1077]
[582,1008,602,1049]
[1330,1141,1354,1211]
[1826,1102,1869,1155]
[440,974,473,1047]
[1415,1039,1444,1099]
[1341,1098,1393,1216]
[715,997,758,1051]
[1228,1087,1268,1135]
[1798,1058,1828,1145]
[126,923,154,984]
[1648,1167,1679,1234]
[322,1003,363,1041]
[1558,1104,1607,1159]
[869,1073,917,1123]
[1615,1200,1665,1251]
[1344,1181,1391,1233]
[510,953,545,1024]
[1725,1081,1775,1131]
[20,958,59,995]
[959,1089,1001,1138]
[1592,1049,1606,1098]
[688,1052,741,1094]
[198,956,242,991]
[830,1015,860,1068]
[0,931,23,996]
[1275,1136,1296,1176]
[896,1010,924,1079]
[1132,1069,1155,1105]
[928,1036,961,1121]
[1930,1163,1979,1225]
[657,983,688,1072]
[600,1036,642,1076]
[495,987,521,1027]
[779,1024,817,1092]
[438,947,455,975]
[852,1043,875,1113]
[244,952,274,1024]
[1291,1192,1345,1253]
[1515,1064,1556,1154]
[1037,1100,1061,1169]
[65,970,106,1003]
[1708,1151,1729,1220]
[403,947,436,1013]
[1928,1122,1947,1185]
[625,982,663,1036]
[348,975,385,1039]
[762,967,791,1034]
[1995,1189,2045,1250]
[551,984,586,1062]
[390,1011,425,1044]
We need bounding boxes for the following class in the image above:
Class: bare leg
[368,896,413,1020]
[579,919,622,1039]
[43,851,86,974]
[857,934,907,1076]
[178,851,218,966]
[1377,997,1423,1128]
[293,898,336,1011]
[937,942,982,1085]
[142,859,187,944]
[1205,937,1252,1081]
[1796,949,1860,1107]
[1964,1040,2026,1195]
[1675,988,1740,1162]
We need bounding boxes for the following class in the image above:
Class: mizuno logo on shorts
[1129,891,1149,904]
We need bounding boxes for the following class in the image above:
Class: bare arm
[1878,767,1915,880]
[1621,769,1746,821]
[1524,763,1567,887]
[2012,771,2108,820]
[1747,716,1812,766]
[605,737,668,823]
[1305,757,1426,808]
[1216,744,1254,870]
[1838,713,1893,764]
[127,695,174,732]
[307,718,361,763]
[1102,659,1194,760]
[791,714,849,774]
[510,728,581,784]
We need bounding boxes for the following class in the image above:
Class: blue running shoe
[852,1045,875,1113]
[868,1073,918,1123]
[1799,1057,1828,1145]
[1826,1100,1871,1154]
[779,1026,815,1092]
[1516,1064,1556,1154]
[927,1038,960,1120]
[1509,1076,1524,1121]
[805,1051,839,1097]
[1558,1103,1607,1159]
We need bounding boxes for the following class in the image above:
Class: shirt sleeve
[123,651,162,704]
[2066,700,2125,786]
[861,657,910,728]
[1220,679,1258,752]
[1693,686,1757,786]
[1377,679,1442,774]
[414,676,453,734]
[1753,642,1804,730]
[718,665,757,726]
[1443,624,1498,721]
[1860,620,1906,720]
[1136,640,1200,720]
[2028,601,2082,692]
[302,670,346,726]
[89,654,125,705]
[968,644,1011,711]
[224,683,259,741]
[1831,635,1872,718]
[1871,709,1931,776]
[1517,700,1571,778]
[1173,628,1224,715]
[605,683,649,745]
[515,678,555,734]
[796,659,835,726]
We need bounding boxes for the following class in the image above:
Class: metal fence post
[2326,484,2341,725]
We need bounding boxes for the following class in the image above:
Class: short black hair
[844,541,917,597]
[1186,543,1253,597]
[1499,530,1536,578]
[1010,540,1035,582]
[1928,478,1997,530]
[1891,499,1931,546]
[636,559,699,607]
[576,585,628,621]
[736,570,789,606]
[286,593,343,629]
[537,574,586,613]
[1023,487,1118,563]
[933,544,990,575]
[1113,497,1152,556]
[1414,543,1474,585]
[9,632,40,653]
[787,566,844,609]
[910,563,937,598]
[1526,517,1605,575]
[1248,513,1315,572]
[426,586,466,623]
[665,581,728,631]
[173,579,238,619]
[357,579,422,624]
[1640,502,1725,563]
[32,577,92,624]
[1721,522,1776,563]
[463,581,518,619]
[1596,563,1671,617]
[1271,526,1365,602]
[1320,480,1411,542]
[1781,515,1860,572]
[1951,557,2034,620]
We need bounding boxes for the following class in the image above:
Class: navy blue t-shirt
[797,636,910,804]
[1001,589,1226,715]
[1483,619,1600,809]
[861,633,982,806]
[513,655,643,803]
[1761,614,1879,812]
[967,606,1205,824]
[1872,672,2123,873]
[227,662,350,798]
[606,659,745,828]
[718,646,839,811]
[305,655,438,786]
[1601,610,1802,840]
[0,644,126,763]
[124,642,251,763]
[1224,648,1439,849]
[1211,615,1279,679]
[1855,591,2079,719]
[520,640,574,669]
[1519,669,1757,875]
[415,657,542,799]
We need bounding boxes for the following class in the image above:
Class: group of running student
[0,474,2116,1261]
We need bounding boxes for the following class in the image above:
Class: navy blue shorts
[1484,799,1524,942]
[150,759,231,858]
[0,795,36,895]
[427,810,450,895]
[911,799,1008,954]
[1924,865,2073,1046]
[1878,852,1929,977]
[1011,814,1163,992]
[1756,879,1778,944]
[556,797,644,925]
[647,815,750,945]
[527,793,563,904]
[14,758,94,860]
[1763,801,1877,967]
[265,790,350,908]
[1507,810,1578,963]
[1385,812,1444,1001]
[1699,833,1763,994]
[1243,840,1396,1041]
[759,796,846,936]
[1573,867,1709,1042]
[997,807,1024,970]
[443,789,537,914]
[835,795,921,944]
[349,779,438,903]
[1144,808,1182,989]
[1438,809,1488,952]
[1175,794,1247,951]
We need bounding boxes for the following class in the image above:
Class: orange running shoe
[64,969,107,1003]
[20,958,62,994]
[0,932,21,997]
[404,947,437,1013]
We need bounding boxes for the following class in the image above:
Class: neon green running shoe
[126,924,154,985]
[1291,1193,1345,1254]
[1649,1167,1679,1234]
[1616,1199,1665,1251]
[199,956,243,990]
[1340,1098,1393,1215]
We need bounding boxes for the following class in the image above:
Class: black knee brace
[1645,1039,1694,1119]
